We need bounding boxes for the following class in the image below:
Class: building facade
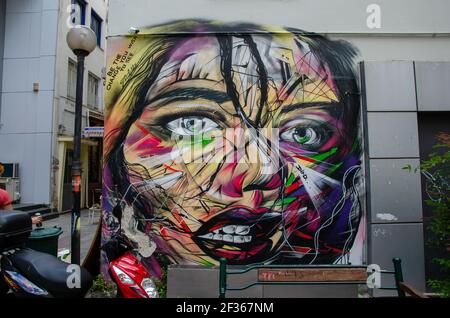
[101,0,450,296]
[0,0,107,212]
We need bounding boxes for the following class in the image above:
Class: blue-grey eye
[166,116,219,136]
[280,119,332,150]
[284,127,320,145]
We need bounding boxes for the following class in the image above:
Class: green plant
[151,253,170,298]
[403,134,450,297]
[89,275,117,298]
[153,267,167,298]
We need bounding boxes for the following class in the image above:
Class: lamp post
[66,25,96,265]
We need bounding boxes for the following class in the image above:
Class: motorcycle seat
[6,248,93,298]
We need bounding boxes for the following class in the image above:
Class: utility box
[26,226,63,257]
[167,266,359,298]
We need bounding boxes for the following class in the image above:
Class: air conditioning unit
[0,178,21,203]
[0,163,20,203]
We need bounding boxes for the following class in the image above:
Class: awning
[58,136,98,146]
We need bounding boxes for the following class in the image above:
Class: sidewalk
[41,209,100,263]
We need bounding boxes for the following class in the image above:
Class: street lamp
[66,25,96,265]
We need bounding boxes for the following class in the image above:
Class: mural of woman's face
[117,32,361,265]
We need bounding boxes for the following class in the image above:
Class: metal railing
[219,257,406,298]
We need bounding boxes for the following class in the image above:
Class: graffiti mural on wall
[102,20,365,276]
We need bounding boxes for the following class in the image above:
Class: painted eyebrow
[280,102,341,114]
[147,87,231,106]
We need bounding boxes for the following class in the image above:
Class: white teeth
[198,233,214,239]
[223,235,234,242]
[223,225,237,234]
[214,224,250,235]
[199,224,253,244]
[235,225,250,235]
[199,233,252,244]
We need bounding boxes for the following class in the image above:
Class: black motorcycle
[0,210,93,298]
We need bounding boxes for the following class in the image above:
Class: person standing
[0,187,13,210]
[0,187,42,224]
[0,163,42,224]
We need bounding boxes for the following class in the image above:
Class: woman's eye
[280,123,331,150]
[166,116,220,136]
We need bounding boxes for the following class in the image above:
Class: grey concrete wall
[415,62,450,111]
[0,0,59,204]
[370,223,425,297]
[361,60,450,296]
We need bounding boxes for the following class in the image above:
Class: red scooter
[101,198,159,298]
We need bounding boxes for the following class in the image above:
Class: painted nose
[241,140,284,192]
[214,131,284,198]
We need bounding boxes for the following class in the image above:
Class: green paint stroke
[310,147,338,162]
[325,162,343,174]
[185,134,214,147]
[200,259,215,266]
[202,138,214,147]
[285,173,296,187]
[275,196,297,207]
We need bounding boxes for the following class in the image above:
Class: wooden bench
[218,257,427,298]
[258,267,367,283]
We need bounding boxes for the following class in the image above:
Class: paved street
[42,209,100,262]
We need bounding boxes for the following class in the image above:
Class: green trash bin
[26,226,63,256]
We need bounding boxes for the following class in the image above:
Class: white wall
[108,0,450,63]
[0,0,59,204]
[109,0,450,35]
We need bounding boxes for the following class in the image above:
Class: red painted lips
[193,207,282,264]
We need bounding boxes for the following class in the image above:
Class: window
[88,73,100,109]
[71,0,86,25]
[67,59,77,100]
[90,10,102,47]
